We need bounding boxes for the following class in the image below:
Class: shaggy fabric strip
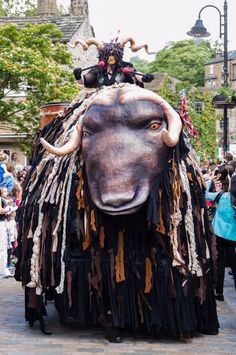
[178,160,202,277]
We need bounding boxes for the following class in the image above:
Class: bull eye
[149,122,161,130]
[82,131,91,138]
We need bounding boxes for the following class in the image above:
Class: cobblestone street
[0,272,235,354]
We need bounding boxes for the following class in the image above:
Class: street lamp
[187,0,229,154]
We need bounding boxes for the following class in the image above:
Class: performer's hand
[142,74,154,83]
[122,67,135,77]
[73,68,82,80]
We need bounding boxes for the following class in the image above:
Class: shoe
[200,328,219,335]
[215,294,224,301]
[105,324,122,343]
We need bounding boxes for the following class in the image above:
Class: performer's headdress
[68,37,154,64]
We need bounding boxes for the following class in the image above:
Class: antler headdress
[68,37,154,55]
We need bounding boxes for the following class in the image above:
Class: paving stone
[0,272,235,354]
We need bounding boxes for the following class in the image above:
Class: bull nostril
[101,191,135,207]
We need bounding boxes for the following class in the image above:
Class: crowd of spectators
[0,151,29,277]
[202,152,236,301]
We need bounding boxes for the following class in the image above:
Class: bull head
[41,85,182,215]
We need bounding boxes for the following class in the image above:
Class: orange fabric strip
[76,170,85,210]
[144,257,152,293]
[99,226,105,248]
[156,189,166,234]
[90,209,96,232]
[83,212,90,250]
[115,231,125,283]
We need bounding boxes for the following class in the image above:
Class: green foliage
[130,56,150,73]
[186,90,216,161]
[0,0,69,17]
[158,77,178,107]
[147,40,215,87]
[0,0,37,16]
[157,79,216,162]
[0,23,77,155]
[212,86,236,102]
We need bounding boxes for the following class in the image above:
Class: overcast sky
[58,0,236,61]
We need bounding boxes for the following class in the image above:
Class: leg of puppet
[105,311,122,343]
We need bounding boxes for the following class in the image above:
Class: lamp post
[187,0,229,155]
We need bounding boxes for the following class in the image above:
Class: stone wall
[37,0,57,16]
[69,18,98,68]
[70,0,89,17]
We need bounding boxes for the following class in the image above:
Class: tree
[0,0,68,17]
[148,40,215,87]
[130,56,149,73]
[0,0,37,16]
[187,90,217,161]
[0,23,77,154]
[156,78,216,162]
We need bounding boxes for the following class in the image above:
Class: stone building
[144,73,180,94]
[205,51,236,157]
[0,0,97,163]
[0,0,98,68]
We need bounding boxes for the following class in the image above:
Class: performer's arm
[73,68,84,85]
[73,67,100,88]
[121,62,154,85]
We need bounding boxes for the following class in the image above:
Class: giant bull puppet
[15,83,219,341]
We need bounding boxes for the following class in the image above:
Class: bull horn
[68,38,104,50]
[119,37,155,55]
[156,97,182,147]
[40,121,82,157]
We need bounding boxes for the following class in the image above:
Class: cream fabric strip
[179,161,202,276]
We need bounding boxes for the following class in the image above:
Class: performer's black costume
[73,40,154,88]
[74,60,142,88]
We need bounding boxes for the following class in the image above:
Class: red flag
[180,96,199,137]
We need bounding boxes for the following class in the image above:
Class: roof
[144,73,180,92]
[0,14,85,42]
[0,124,15,136]
[0,124,27,143]
[206,50,236,65]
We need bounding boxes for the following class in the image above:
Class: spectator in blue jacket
[205,173,236,301]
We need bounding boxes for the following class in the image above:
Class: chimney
[38,0,57,16]
[70,0,89,17]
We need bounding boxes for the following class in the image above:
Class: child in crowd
[0,152,13,182]
[11,184,22,207]
[0,152,15,193]
[6,211,17,268]
[0,188,15,277]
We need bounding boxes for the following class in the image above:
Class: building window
[207,80,216,88]
[195,102,204,114]
[209,64,214,75]
[232,64,236,79]
[219,120,224,130]
[230,133,236,143]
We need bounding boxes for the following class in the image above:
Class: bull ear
[40,121,83,157]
